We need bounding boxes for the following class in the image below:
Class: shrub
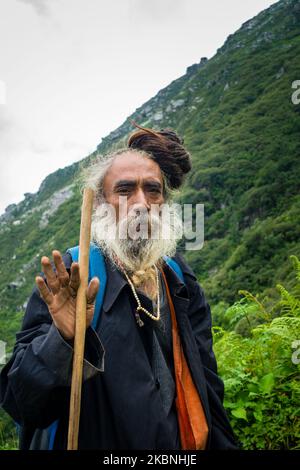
[213,255,300,449]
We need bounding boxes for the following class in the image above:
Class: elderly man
[0,124,238,450]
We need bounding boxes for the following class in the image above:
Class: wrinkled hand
[35,250,99,340]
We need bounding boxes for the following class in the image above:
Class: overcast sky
[0,0,276,215]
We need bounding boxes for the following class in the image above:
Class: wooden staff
[67,188,94,450]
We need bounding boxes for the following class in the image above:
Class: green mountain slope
[1,0,300,353]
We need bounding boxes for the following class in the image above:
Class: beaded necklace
[119,264,160,328]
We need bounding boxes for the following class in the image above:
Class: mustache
[119,210,160,239]
[93,207,166,241]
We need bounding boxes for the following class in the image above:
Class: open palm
[35,250,99,340]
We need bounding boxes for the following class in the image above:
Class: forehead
[105,151,163,186]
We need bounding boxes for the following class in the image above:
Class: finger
[86,304,95,326]
[41,256,60,294]
[52,250,69,288]
[86,277,100,305]
[69,262,80,295]
[35,276,54,306]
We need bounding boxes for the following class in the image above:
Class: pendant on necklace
[135,310,144,327]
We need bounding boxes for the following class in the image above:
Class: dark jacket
[0,250,238,450]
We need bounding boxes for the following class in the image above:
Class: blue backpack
[41,243,184,449]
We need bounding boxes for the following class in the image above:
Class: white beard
[91,203,183,274]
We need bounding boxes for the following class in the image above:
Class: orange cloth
[160,268,209,450]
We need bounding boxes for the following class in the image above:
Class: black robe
[0,250,238,450]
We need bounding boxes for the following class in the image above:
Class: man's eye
[117,188,130,193]
[149,188,161,194]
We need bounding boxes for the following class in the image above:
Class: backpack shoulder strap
[66,242,107,330]
[163,255,185,284]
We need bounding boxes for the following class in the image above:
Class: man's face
[102,151,165,222]
[92,151,180,272]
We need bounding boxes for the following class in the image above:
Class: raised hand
[35,250,99,340]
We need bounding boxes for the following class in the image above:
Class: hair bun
[127,120,191,190]
[158,128,184,145]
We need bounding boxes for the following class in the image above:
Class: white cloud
[0,0,276,215]
[128,0,185,22]
[16,0,51,17]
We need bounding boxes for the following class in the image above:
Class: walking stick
[67,187,95,450]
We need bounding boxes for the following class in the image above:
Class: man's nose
[132,188,150,209]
